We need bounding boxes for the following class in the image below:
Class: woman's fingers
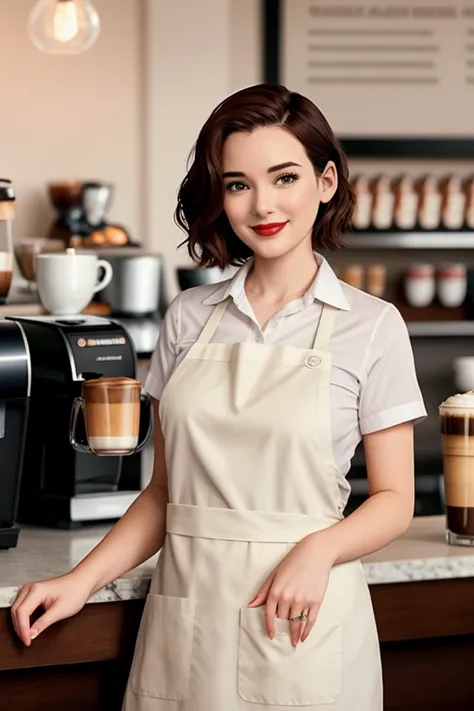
[289,605,309,647]
[276,600,290,622]
[248,571,275,608]
[28,604,64,640]
[267,598,315,645]
[265,594,321,644]
[300,605,318,643]
[14,585,45,646]
[264,593,278,639]
[10,584,32,638]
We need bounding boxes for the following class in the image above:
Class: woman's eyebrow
[267,161,302,173]
[222,161,302,179]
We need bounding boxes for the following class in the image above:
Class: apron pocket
[130,593,196,700]
[237,606,342,706]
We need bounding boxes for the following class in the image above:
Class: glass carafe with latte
[0,178,15,304]
[439,392,474,545]
[70,377,152,456]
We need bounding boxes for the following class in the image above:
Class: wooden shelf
[407,321,474,337]
[0,300,110,319]
[344,231,474,249]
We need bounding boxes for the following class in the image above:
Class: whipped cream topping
[439,391,474,414]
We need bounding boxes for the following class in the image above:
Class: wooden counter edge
[2,575,474,670]
[0,599,144,671]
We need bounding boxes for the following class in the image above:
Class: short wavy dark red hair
[175,83,354,269]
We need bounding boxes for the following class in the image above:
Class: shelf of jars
[345,173,474,249]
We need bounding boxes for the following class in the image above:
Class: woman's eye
[225,174,299,192]
[225,181,248,192]
[276,172,299,185]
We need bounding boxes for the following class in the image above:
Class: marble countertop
[1,515,474,608]
[0,524,157,609]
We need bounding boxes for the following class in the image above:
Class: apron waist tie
[166,503,340,543]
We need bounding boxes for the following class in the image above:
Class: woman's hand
[247,534,336,647]
[10,571,93,647]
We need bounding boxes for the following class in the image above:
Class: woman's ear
[318,161,338,204]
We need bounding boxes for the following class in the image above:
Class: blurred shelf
[0,295,110,319]
[407,321,474,337]
[344,231,474,249]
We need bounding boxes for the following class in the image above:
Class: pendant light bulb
[53,1,79,43]
[28,0,100,55]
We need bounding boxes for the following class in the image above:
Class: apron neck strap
[197,298,231,344]
[312,304,338,351]
[198,298,337,349]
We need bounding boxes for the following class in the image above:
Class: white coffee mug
[404,263,435,308]
[453,357,474,393]
[35,248,113,315]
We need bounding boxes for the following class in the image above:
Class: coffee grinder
[5,314,151,529]
[47,180,131,248]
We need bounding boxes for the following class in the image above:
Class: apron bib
[122,299,383,710]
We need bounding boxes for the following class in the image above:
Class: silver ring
[289,613,308,622]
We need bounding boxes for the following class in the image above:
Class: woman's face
[222,126,337,260]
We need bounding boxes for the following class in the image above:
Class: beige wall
[0,0,145,245]
[144,0,261,300]
[229,0,262,93]
[144,0,231,300]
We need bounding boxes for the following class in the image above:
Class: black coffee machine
[0,321,30,549]
[1,314,150,536]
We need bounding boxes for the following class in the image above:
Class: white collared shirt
[145,253,427,508]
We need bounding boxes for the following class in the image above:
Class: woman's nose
[251,190,276,218]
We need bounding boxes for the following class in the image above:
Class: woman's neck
[245,241,318,304]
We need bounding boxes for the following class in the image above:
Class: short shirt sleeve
[144,294,181,400]
[359,304,427,435]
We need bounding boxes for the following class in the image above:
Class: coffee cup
[35,247,113,315]
[69,377,152,456]
[453,357,474,393]
[404,263,435,308]
[439,391,474,545]
[437,263,467,308]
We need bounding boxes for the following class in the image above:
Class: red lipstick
[250,221,288,237]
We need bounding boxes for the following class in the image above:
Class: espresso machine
[0,321,30,549]
[1,314,150,533]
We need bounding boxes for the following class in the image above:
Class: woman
[11,83,426,710]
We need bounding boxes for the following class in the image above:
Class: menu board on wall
[280,0,474,140]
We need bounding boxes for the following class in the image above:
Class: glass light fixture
[28,0,100,55]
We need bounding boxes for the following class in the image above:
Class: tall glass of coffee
[70,377,152,456]
[439,392,474,545]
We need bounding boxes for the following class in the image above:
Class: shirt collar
[201,252,351,311]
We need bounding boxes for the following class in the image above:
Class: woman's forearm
[70,485,168,595]
[309,490,413,566]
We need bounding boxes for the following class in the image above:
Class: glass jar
[0,178,15,304]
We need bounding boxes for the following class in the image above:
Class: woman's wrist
[305,490,413,568]
[68,563,102,596]
[303,528,340,567]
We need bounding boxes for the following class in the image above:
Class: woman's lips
[250,221,288,237]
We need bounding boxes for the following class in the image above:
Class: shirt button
[255,333,263,343]
[305,355,321,369]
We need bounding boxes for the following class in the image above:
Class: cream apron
[122,298,383,711]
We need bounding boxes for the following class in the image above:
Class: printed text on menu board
[309,6,474,18]
[282,0,474,136]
